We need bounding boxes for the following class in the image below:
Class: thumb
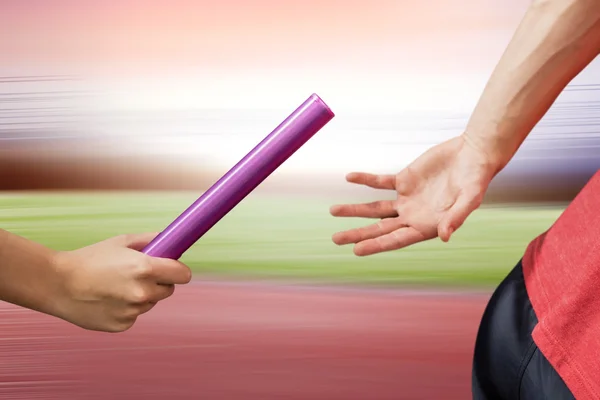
[438,193,482,242]
[110,232,161,251]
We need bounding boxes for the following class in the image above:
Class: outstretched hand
[330,135,498,256]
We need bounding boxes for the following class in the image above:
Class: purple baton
[142,93,335,259]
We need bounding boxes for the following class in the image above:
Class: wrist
[461,131,513,177]
[47,250,77,320]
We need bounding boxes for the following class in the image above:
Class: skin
[0,230,191,332]
[1,0,599,334]
[331,0,600,256]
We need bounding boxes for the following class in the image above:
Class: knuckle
[124,306,143,319]
[375,221,386,234]
[366,201,377,209]
[117,319,136,332]
[106,319,135,333]
[128,286,150,304]
[132,260,153,278]
[164,284,176,298]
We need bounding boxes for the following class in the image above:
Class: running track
[0,281,490,399]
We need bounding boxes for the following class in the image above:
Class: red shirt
[523,170,600,399]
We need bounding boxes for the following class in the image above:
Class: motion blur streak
[1,0,599,398]
[0,282,486,399]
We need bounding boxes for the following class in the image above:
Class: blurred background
[0,1,598,399]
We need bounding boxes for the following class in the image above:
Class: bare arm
[0,229,191,332]
[465,0,600,173]
[0,229,62,316]
[331,0,600,255]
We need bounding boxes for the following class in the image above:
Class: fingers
[332,173,397,218]
[149,283,176,303]
[330,200,397,219]
[120,256,189,303]
[354,227,425,256]
[109,233,192,284]
[127,282,176,305]
[438,192,483,242]
[346,172,395,190]
[147,258,193,285]
[114,297,162,332]
[113,298,162,332]
[116,281,176,329]
[332,218,405,245]
[134,302,156,316]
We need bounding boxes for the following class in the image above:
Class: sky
[1,0,598,173]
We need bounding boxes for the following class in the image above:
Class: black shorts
[472,260,575,399]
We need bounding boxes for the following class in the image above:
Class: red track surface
[0,281,489,399]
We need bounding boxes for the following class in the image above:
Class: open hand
[330,135,498,256]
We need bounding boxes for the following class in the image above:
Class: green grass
[0,192,563,287]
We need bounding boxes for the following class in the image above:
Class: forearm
[464,0,600,173]
[0,229,64,316]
